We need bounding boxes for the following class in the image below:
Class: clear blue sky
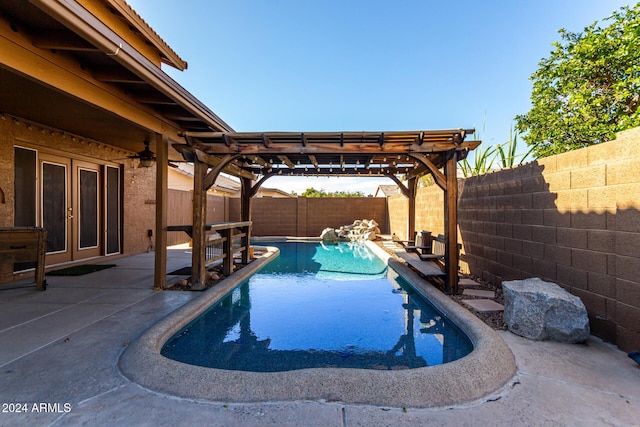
[128,0,634,195]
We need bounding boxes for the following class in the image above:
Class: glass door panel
[73,161,101,259]
[40,154,71,264]
[79,168,99,249]
[13,147,37,271]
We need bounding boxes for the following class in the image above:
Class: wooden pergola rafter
[174,129,480,294]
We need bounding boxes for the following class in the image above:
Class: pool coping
[119,241,517,408]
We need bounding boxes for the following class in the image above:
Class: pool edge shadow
[119,242,517,409]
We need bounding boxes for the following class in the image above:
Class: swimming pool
[120,241,517,408]
[161,241,472,372]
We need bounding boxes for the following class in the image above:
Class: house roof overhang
[0,0,231,161]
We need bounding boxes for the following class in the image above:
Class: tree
[515,4,640,158]
[298,187,365,197]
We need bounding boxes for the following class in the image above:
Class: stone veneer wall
[387,127,640,351]
[228,197,388,237]
[0,115,155,282]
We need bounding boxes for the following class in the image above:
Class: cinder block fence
[388,127,640,352]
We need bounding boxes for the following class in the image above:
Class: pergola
[162,129,481,295]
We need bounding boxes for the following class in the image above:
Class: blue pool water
[161,241,472,372]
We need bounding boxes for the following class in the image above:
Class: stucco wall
[388,127,640,352]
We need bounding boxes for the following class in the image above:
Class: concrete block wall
[389,185,444,241]
[387,127,640,351]
[251,198,299,236]
[230,197,388,237]
[305,197,388,237]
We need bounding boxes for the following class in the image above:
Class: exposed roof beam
[134,92,178,105]
[164,114,206,122]
[30,0,233,132]
[92,67,146,83]
[32,29,98,51]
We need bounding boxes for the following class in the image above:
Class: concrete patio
[0,247,638,426]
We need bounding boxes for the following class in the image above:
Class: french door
[39,153,72,264]
[14,147,121,267]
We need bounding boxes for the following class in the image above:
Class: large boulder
[320,219,381,242]
[320,228,340,242]
[502,278,590,343]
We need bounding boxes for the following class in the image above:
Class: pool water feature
[161,241,472,372]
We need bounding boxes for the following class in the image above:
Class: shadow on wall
[457,159,640,351]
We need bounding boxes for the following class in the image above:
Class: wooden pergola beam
[386,174,410,198]
[184,141,469,155]
[410,153,446,190]
[277,155,295,169]
[192,151,243,190]
[185,148,255,181]
[308,155,319,169]
[250,155,269,168]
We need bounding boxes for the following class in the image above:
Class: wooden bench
[417,234,445,261]
[394,251,445,277]
[393,233,462,280]
[416,234,462,262]
[0,227,47,290]
[393,230,434,255]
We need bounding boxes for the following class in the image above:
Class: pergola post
[191,156,208,290]
[153,133,168,290]
[443,151,459,294]
[240,177,252,264]
[407,176,417,241]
